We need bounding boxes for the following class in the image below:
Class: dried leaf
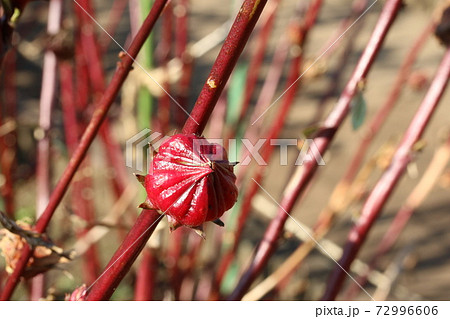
[0,212,75,278]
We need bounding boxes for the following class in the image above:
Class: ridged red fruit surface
[144,134,238,229]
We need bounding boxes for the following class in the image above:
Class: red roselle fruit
[138,134,238,237]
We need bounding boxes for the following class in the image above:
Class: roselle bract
[141,134,238,234]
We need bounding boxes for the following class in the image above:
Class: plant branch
[0,0,168,300]
[83,0,268,301]
[228,0,403,300]
[342,19,436,183]
[134,248,157,300]
[85,209,162,301]
[32,0,63,300]
[345,133,450,299]
[228,0,282,138]
[60,61,101,284]
[248,17,435,301]
[182,0,268,135]
[322,47,450,300]
[214,0,323,297]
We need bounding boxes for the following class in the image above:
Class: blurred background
[1,0,449,300]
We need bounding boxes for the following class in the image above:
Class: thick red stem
[60,62,101,284]
[229,0,282,137]
[234,36,289,185]
[174,0,192,127]
[322,47,450,301]
[167,228,185,300]
[75,0,130,196]
[155,3,173,134]
[215,0,323,295]
[341,20,436,183]
[0,51,17,217]
[228,0,403,301]
[182,0,268,135]
[0,0,167,300]
[134,248,157,301]
[84,0,268,301]
[85,210,162,300]
[345,136,450,299]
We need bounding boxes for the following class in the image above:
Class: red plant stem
[275,18,434,299]
[60,62,101,284]
[178,233,203,299]
[149,12,176,293]
[210,34,288,291]
[167,228,185,300]
[134,248,157,300]
[85,0,268,300]
[168,0,196,289]
[99,0,129,52]
[345,136,450,299]
[174,0,188,64]
[0,129,15,214]
[71,15,118,266]
[182,0,268,135]
[207,91,227,138]
[238,0,322,228]
[265,18,434,299]
[32,0,63,300]
[74,1,136,247]
[0,0,167,300]
[155,3,173,134]
[322,47,450,301]
[310,33,358,124]
[59,63,80,175]
[377,167,448,260]
[75,0,134,245]
[236,0,327,185]
[229,0,281,137]
[342,20,436,184]
[35,0,62,217]
[74,45,90,113]
[74,0,129,196]
[235,36,289,184]
[317,0,368,58]
[85,210,162,301]
[99,123,129,195]
[129,1,157,301]
[0,51,17,217]
[174,0,192,127]
[170,0,272,291]
[266,11,433,299]
[228,0,403,301]
[310,0,369,124]
[214,0,323,295]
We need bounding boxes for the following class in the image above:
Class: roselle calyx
[138,134,238,237]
